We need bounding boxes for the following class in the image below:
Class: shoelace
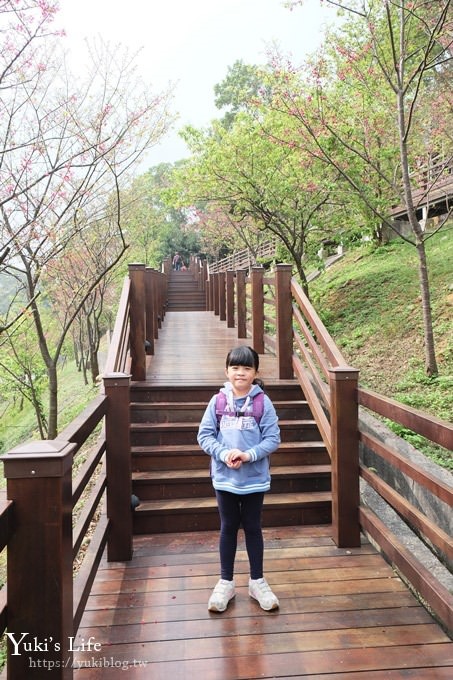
[214,581,232,593]
[254,579,271,592]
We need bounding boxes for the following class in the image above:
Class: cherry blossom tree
[281,0,453,375]
[0,0,174,436]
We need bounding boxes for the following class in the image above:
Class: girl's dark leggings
[215,489,264,581]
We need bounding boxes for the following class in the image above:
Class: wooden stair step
[130,375,330,532]
[132,491,332,532]
[131,440,327,455]
[131,440,328,457]
[272,464,331,477]
[135,492,330,514]
[130,399,310,410]
[132,464,331,483]
[130,400,313,423]
[130,382,305,403]
[132,464,331,500]
[133,468,209,482]
[131,422,199,433]
[130,419,319,432]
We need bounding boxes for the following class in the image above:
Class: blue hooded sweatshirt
[197,382,280,495]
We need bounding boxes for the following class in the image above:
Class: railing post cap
[1,439,76,478]
[328,366,360,379]
[128,263,146,271]
[276,263,293,271]
[103,372,131,386]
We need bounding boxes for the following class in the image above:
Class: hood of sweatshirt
[220,381,263,413]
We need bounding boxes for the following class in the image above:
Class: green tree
[280,0,453,374]
[0,5,174,437]
[0,324,48,439]
[123,162,201,268]
[214,60,265,128]
[178,110,336,294]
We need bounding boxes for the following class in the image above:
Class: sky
[57,0,334,168]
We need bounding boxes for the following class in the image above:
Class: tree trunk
[415,239,438,376]
[87,313,101,384]
[47,361,59,439]
[296,259,309,298]
[397,86,438,376]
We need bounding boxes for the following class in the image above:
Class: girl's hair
[225,346,264,387]
[226,345,259,370]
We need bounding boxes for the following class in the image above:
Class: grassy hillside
[0,360,99,486]
[309,228,452,469]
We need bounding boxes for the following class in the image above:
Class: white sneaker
[249,577,279,611]
[208,579,235,612]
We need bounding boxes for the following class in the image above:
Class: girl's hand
[226,449,250,468]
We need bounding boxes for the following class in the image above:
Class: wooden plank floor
[72,310,453,678]
[73,526,453,679]
[145,311,285,384]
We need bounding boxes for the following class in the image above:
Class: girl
[197,345,280,612]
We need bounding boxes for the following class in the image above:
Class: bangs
[226,346,259,371]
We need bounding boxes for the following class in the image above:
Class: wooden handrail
[104,275,130,375]
[359,430,453,506]
[0,500,13,635]
[208,240,276,274]
[59,394,107,446]
[360,506,453,633]
[360,464,453,561]
[359,387,453,450]
[291,278,347,367]
[0,500,13,554]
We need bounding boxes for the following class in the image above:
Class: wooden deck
[145,311,284,384]
[73,311,453,678]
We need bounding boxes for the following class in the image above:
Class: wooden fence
[207,240,276,274]
[199,258,453,633]
[0,264,167,678]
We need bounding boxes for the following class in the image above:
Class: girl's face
[225,363,257,397]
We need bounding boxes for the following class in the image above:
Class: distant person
[172,252,181,271]
[197,345,281,613]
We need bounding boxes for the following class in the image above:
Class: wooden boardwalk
[73,311,453,678]
[145,310,283,384]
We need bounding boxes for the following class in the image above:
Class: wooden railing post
[145,267,155,355]
[151,269,160,338]
[103,372,133,561]
[218,272,226,321]
[2,440,75,678]
[212,273,219,316]
[205,274,211,311]
[329,366,361,548]
[201,260,208,292]
[226,270,235,328]
[251,266,264,354]
[160,271,168,324]
[275,263,294,379]
[236,269,247,338]
[128,263,146,381]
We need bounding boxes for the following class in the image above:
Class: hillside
[308,228,452,468]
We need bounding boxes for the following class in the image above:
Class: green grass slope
[0,360,99,479]
[309,228,452,469]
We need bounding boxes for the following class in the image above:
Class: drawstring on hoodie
[226,389,252,417]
